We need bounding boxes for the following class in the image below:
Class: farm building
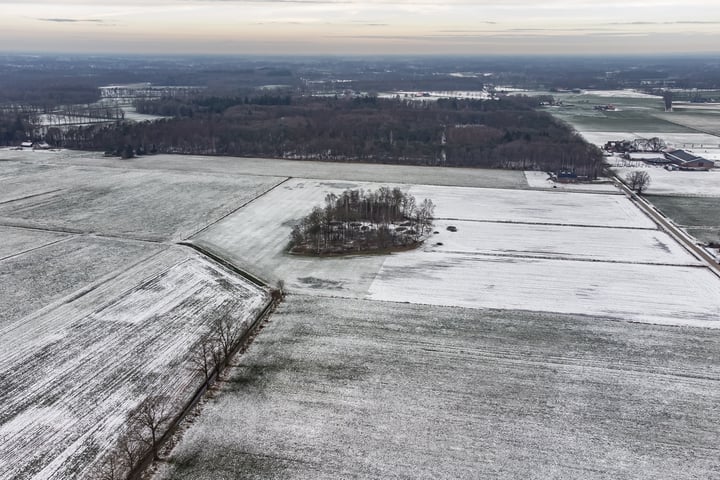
[664,149,715,171]
[554,170,578,183]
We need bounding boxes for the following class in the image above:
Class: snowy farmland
[0,154,281,479]
[0,245,270,479]
[4,149,720,479]
[0,162,285,242]
[613,165,720,197]
[192,177,720,326]
[158,296,720,480]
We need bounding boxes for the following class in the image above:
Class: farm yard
[2,147,720,478]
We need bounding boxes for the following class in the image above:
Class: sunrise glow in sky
[1,0,719,56]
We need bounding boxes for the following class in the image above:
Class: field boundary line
[434,217,657,230]
[425,249,704,268]
[611,174,720,279]
[130,248,279,480]
[186,176,292,240]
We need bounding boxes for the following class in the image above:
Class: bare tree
[116,425,144,473]
[190,338,217,382]
[212,313,243,368]
[625,170,651,194]
[134,396,172,461]
[93,453,123,480]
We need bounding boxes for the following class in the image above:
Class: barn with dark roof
[663,149,715,171]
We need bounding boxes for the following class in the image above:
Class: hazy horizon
[2,1,719,56]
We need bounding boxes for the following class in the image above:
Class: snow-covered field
[580,131,720,148]
[367,251,719,327]
[426,219,699,266]
[0,160,284,241]
[523,171,619,192]
[4,149,720,479]
[408,184,655,228]
[613,165,720,196]
[582,89,662,99]
[158,296,720,480]
[193,178,720,326]
[192,178,388,294]
[0,245,270,479]
[0,148,528,189]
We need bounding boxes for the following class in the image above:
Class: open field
[367,251,720,327]
[0,234,164,326]
[523,170,618,192]
[0,246,270,479]
[3,149,720,478]
[0,225,69,259]
[0,148,529,189]
[646,195,720,244]
[191,178,389,294]
[580,131,720,149]
[426,219,699,266]
[612,166,720,196]
[192,177,720,326]
[0,161,285,242]
[158,296,720,480]
[408,184,655,228]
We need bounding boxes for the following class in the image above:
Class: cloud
[36,18,104,23]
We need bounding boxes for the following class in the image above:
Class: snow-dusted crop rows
[0,162,285,241]
[367,251,720,327]
[0,246,269,479]
[426,219,700,266]
[158,296,720,480]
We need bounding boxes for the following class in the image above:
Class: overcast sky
[2,0,719,56]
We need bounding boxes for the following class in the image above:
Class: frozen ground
[523,171,618,192]
[0,160,285,242]
[0,148,528,189]
[367,251,719,327]
[426,219,699,266]
[191,178,388,294]
[158,296,720,480]
[0,246,270,480]
[580,131,720,148]
[192,179,720,326]
[0,234,164,326]
[613,166,720,196]
[5,148,720,478]
[0,225,69,260]
[408,184,655,228]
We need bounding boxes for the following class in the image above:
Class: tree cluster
[51,95,603,177]
[290,187,435,254]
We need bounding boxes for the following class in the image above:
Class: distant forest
[48,94,603,177]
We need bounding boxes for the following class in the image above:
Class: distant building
[663,149,714,171]
[555,170,578,183]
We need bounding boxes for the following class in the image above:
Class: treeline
[290,187,434,254]
[0,111,31,144]
[55,94,603,177]
[134,93,292,117]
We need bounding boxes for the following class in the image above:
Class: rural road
[612,175,720,279]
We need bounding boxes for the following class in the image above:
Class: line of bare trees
[93,309,260,480]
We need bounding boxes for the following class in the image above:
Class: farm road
[613,176,720,278]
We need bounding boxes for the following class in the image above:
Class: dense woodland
[41,94,603,176]
[290,187,435,254]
